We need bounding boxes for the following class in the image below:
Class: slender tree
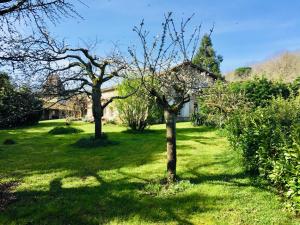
[193,33,223,78]
[129,13,218,182]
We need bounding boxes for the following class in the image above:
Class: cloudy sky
[48,0,300,73]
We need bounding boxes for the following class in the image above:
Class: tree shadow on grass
[1,173,224,225]
[0,123,280,224]
[183,162,271,193]
[0,128,167,179]
[0,124,221,183]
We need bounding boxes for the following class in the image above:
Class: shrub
[3,139,16,145]
[230,77,291,107]
[227,97,300,213]
[234,67,252,79]
[48,126,83,135]
[196,81,252,127]
[115,79,163,132]
[190,112,206,126]
[196,78,292,128]
[73,134,118,148]
[290,76,300,96]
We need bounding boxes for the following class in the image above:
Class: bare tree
[0,0,77,29]
[0,0,79,68]
[13,31,134,139]
[129,12,218,182]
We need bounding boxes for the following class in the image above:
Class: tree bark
[164,109,177,182]
[92,83,103,139]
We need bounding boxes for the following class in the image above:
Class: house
[85,88,198,122]
[87,62,217,121]
[41,74,88,120]
[85,86,119,122]
[85,62,217,122]
[42,62,216,122]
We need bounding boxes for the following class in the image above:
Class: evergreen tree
[193,34,223,78]
[0,73,42,128]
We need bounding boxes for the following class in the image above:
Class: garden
[0,121,298,224]
[0,1,300,224]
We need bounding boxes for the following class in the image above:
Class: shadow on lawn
[0,124,220,180]
[0,127,166,178]
[3,172,224,225]
[0,124,237,224]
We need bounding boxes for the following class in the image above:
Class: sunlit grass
[0,120,298,225]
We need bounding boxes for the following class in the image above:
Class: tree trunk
[164,110,177,182]
[92,83,103,139]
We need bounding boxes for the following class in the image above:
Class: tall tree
[129,13,217,182]
[193,33,223,78]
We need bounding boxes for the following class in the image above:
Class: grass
[0,120,299,225]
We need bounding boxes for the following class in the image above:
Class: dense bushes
[0,73,42,128]
[227,97,300,213]
[230,77,291,107]
[195,77,300,213]
[194,78,292,128]
[115,79,163,132]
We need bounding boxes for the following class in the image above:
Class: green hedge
[227,97,300,213]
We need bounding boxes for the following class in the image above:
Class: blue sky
[49,0,300,73]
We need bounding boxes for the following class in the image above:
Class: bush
[196,80,252,127]
[227,97,300,213]
[196,78,292,128]
[3,139,16,145]
[115,79,163,132]
[48,126,83,135]
[73,134,118,148]
[234,67,252,79]
[230,77,291,107]
[190,112,206,126]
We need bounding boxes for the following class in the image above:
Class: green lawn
[0,120,299,225]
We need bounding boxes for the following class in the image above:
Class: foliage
[290,76,300,96]
[226,97,300,213]
[193,34,223,78]
[234,67,252,79]
[195,78,292,128]
[0,74,42,129]
[48,126,83,135]
[73,134,118,148]
[115,79,163,132]
[190,112,206,126]
[195,81,252,128]
[230,77,291,107]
